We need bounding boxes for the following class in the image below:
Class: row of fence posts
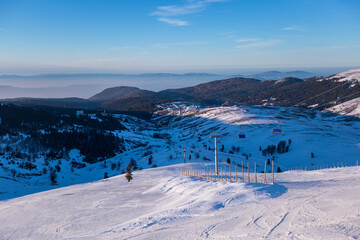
[180,160,275,184]
[289,160,359,172]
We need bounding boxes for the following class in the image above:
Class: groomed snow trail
[0,165,359,239]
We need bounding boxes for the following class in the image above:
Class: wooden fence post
[264,161,267,184]
[225,166,227,181]
[242,162,244,182]
[272,160,274,185]
[255,163,257,183]
[229,165,232,182]
[235,165,238,182]
[247,163,250,183]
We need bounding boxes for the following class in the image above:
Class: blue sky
[0,0,359,74]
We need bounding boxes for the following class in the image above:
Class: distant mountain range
[1,69,359,115]
[0,71,314,81]
[248,70,316,80]
[0,70,316,99]
[0,72,219,79]
[230,70,316,80]
[0,85,107,99]
[0,72,222,97]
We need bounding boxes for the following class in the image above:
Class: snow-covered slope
[326,68,360,83]
[1,105,360,200]
[0,164,359,239]
[327,97,360,117]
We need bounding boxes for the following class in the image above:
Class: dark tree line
[0,104,127,164]
[38,129,125,164]
[261,139,291,156]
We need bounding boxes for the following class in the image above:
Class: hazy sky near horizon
[0,0,359,74]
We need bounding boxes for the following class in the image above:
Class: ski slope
[0,164,359,239]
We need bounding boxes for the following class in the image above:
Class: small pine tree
[104,172,109,179]
[267,159,271,165]
[148,155,153,165]
[277,167,282,173]
[227,157,230,164]
[50,170,57,185]
[125,163,133,182]
[311,152,315,158]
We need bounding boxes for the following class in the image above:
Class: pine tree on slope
[125,163,133,182]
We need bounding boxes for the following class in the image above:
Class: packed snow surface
[0,165,359,239]
[326,68,360,83]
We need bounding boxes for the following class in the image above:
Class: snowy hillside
[326,97,360,117]
[1,104,359,200]
[0,164,359,239]
[326,68,360,83]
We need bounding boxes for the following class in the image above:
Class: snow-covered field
[1,105,359,200]
[0,104,360,239]
[327,97,360,117]
[0,164,359,239]
[326,68,360,83]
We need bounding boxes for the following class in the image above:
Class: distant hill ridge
[0,72,219,79]
[230,70,316,80]
[89,86,156,102]
[248,70,316,80]
[87,69,359,112]
[1,69,359,114]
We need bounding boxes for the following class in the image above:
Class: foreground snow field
[1,164,359,240]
